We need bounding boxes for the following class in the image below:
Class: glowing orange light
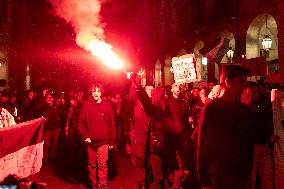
[87,40,124,70]
[126,72,133,79]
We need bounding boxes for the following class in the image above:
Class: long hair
[89,82,104,94]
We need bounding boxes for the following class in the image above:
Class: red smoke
[48,0,124,69]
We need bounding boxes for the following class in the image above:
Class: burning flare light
[48,0,124,69]
[87,40,124,69]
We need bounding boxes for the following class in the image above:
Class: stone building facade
[0,0,283,91]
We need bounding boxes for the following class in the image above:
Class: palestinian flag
[0,118,46,181]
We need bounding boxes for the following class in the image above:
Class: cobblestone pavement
[36,151,138,189]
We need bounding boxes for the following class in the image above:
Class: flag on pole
[205,36,224,62]
[0,118,46,181]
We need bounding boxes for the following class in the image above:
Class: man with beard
[134,80,194,188]
[129,82,163,189]
[161,83,193,188]
[198,65,253,189]
[42,92,61,167]
[78,83,115,189]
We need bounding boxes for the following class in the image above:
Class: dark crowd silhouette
[0,65,279,189]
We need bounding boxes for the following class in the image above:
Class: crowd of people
[0,65,278,189]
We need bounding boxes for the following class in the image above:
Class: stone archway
[154,59,162,87]
[246,14,278,61]
[219,37,235,64]
[164,55,173,85]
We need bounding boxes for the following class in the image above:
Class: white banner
[172,54,199,84]
[0,142,44,181]
[271,89,284,189]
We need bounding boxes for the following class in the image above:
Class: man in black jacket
[162,83,193,189]
[198,65,253,189]
[78,83,115,189]
[42,93,61,167]
[129,82,164,189]
[134,80,194,188]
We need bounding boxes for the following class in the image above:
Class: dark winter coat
[197,98,253,187]
[42,102,61,131]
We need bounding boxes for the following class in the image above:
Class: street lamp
[262,15,272,51]
[227,47,234,63]
[201,57,207,65]
[262,35,272,50]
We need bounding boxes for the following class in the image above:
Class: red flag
[0,118,46,180]
[205,36,224,62]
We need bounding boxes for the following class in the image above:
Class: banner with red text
[172,53,199,84]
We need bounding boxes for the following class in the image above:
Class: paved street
[36,151,138,189]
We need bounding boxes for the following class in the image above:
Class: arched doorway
[246,14,278,72]
[219,37,235,64]
[164,55,173,85]
[0,50,8,91]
